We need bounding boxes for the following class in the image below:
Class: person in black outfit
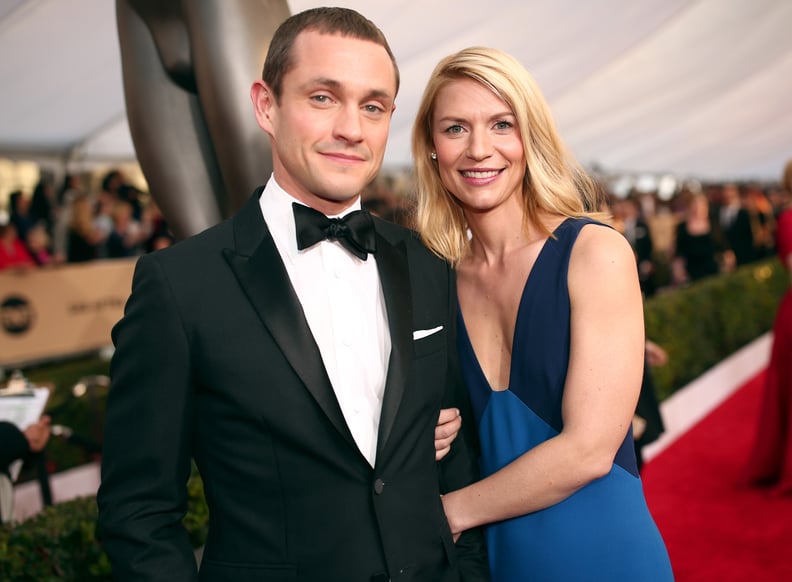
[712,182,755,269]
[615,194,656,297]
[633,341,668,472]
[8,191,37,248]
[29,178,57,239]
[673,192,720,284]
[0,417,51,523]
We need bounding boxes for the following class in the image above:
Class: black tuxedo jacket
[97,189,488,582]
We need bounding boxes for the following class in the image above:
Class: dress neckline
[458,218,572,393]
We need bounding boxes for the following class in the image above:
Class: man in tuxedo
[97,7,488,581]
[616,195,656,297]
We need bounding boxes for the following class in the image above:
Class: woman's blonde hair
[412,46,605,264]
[69,193,95,238]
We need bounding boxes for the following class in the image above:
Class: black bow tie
[293,203,377,260]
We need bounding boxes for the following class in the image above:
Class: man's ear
[251,80,275,134]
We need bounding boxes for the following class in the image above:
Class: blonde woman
[413,46,673,580]
[66,193,105,262]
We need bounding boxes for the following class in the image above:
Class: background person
[0,222,36,271]
[634,340,668,473]
[65,193,106,263]
[671,192,720,284]
[0,417,51,523]
[741,158,792,494]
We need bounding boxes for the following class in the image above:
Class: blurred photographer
[0,416,51,523]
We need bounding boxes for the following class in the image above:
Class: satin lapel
[222,193,354,447]
[375,234,412,455]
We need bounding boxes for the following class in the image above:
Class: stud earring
[430,152,437,160]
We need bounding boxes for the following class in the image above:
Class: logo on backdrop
[0,295,35,335]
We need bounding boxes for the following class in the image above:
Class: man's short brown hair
[262,7,400,102]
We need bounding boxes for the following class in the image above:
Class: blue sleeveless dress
[458,218,674,581]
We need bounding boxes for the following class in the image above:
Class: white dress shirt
[259,176,391,466]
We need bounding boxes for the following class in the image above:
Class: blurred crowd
[2,166,786,289]
[0,169,173,272]
[607,179,787,297]
[363,172,788,298]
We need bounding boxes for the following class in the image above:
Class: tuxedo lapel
[222,192,355,447]
[374,233,413,456]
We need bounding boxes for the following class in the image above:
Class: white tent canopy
[1,0,791,183]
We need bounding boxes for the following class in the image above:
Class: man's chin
[316,191,362,207]
[317,178,371,202]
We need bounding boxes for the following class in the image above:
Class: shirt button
[334,268,342,279]
[343,336,353,347]
[373,478,385,495]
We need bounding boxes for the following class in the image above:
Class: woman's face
[431,78,525,214]
[690,195,709,218]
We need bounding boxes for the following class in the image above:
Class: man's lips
[320,151,367,163]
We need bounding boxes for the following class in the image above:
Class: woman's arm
[442,225,645,534]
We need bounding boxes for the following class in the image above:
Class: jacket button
[373,478,385,494]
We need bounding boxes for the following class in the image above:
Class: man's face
[252,31,397,215]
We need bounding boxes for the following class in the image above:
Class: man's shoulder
[371,214,413,237]
[372,216,453,295]
[372,216,440,258]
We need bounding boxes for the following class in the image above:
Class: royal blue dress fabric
[458,218,674,581]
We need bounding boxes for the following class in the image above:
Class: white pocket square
[413,326,443,340]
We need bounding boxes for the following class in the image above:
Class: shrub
[0,471,208,580]
[0,497,112,581]
[644,257,787,399]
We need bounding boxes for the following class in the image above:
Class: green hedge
[1,257,785,578]
[644,257,787,400]
[0,472,208,581]
[0,497,111,581]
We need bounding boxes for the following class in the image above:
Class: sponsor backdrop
[0,259,135,367]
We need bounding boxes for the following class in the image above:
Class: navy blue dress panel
[460,218,638,475]
[457,218,674,581]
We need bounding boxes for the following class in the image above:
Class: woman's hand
[24,415,51,452]
[441,493,462,542]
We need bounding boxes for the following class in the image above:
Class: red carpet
[642,370,792,581]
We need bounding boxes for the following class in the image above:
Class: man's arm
[436,268,489,581]
[97,254,197,581]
